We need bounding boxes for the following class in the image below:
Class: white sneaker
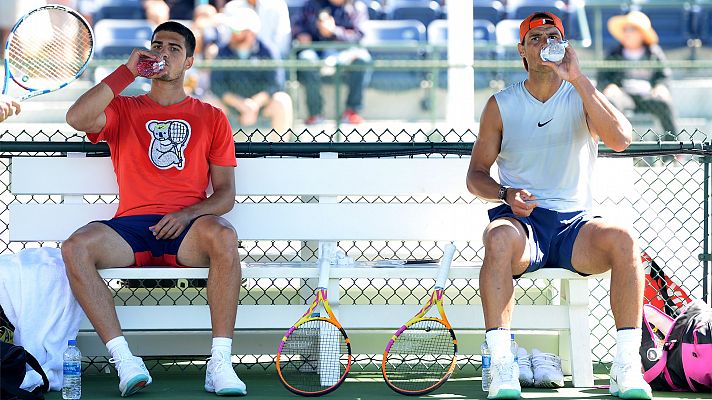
[109,355,152,397]
[531,349,564,388]
[488,357,521,399]
[516,348,534,387]
[610,359,652,399]
[205,352,247,396]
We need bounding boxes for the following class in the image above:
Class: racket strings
[8,9,92,86]
[385,320,456,391]
[279,319,349,394]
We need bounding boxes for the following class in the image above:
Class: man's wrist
[497,185,510,205]
[101,65,136,97]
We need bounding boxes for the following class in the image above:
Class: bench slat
[11,157,475,197]
[94,265,608,280]
[82,304,573,331]
[9,203,490,242]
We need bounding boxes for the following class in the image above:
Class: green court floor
[45,370,710,400]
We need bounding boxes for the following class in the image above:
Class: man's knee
[202,217,239,255]
[483,223,523,252]
[62,230,96,276]
[271,92,292,113]
[594,223,638,264]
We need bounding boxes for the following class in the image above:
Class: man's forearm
[467,170,505,203]
[571,75,632,152]
[182,188,235,219]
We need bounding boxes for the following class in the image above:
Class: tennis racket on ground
[276,249,352,396]
[3,5,94,101]
[382,242,457,395]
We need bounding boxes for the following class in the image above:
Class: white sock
[615,328,642,362]
[486,329,513,363]
[106,336,133,361]
[211,337,232,359]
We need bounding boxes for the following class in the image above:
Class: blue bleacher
[506,0,567,20]
[427,19,496,89]
[495,19,527,85]
[93,19,154,58]
[699,3,712,46]
[387,1,442,28]
[631,4,694,49]
[585,3,629,50]
[92,0,145,23]
[474,0,504,25]
[360,20,427,91]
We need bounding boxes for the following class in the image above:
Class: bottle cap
[68,339,77,346]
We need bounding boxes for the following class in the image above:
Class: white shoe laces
[109,356,141,377]
[493,362,515,382]
[517,354,532,369]
[532,353,561,370]
[208,352,233,374]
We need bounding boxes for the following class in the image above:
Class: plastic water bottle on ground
[511,333,519,362]
[63,339,81,400]
[481,341,491,391]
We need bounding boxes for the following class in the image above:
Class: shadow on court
[43,370,712,400]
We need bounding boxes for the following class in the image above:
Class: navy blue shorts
[487,204,600,278]
[96,214,205,267]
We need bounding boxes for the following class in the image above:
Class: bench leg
[562,279,594,387]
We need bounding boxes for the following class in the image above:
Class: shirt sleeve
[209,108,237,167]
[86,96,122,144]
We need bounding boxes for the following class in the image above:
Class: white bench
[9,154,636,387]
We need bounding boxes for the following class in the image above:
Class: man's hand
[240,98,260,126]
[0,95,20,122]
[149,210,193,240]
[542,46,583,83]
[296,33,312,45]
[507,188,538,217]
[125,48,162,78]
[316,15,336,38]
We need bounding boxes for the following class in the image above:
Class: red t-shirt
[87,94,237,217]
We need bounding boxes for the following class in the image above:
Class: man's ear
[517,42,525,58]
[184,56,194,70]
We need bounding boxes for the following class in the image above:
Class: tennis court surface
[44,367,708,400]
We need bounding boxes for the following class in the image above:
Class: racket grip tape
[435,243,456,289]
[102,65,136,96]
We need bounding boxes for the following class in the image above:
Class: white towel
[0,247,85,391]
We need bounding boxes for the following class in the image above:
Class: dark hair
[152,21,196,57]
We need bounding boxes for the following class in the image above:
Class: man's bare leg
[177,215,246,395]
[572,219,651,399]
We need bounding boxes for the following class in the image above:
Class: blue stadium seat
[93,19,154,58]
[585,3,629,50]
[474,0,504,25]
[506,0,566,20]
[92,0,145,23]
[698,4,712,46]
[360,20,427,91]
[286,0,307,25]
[495,19,527,84]
[632,5,693,49]
[387,1,442,28]
[427,19,496,89]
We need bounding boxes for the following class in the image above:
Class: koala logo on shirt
[146,119,191,170]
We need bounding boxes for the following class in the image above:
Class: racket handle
[435,243,456,289]
[318,255,331,289]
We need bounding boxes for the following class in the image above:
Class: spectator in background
[143,0,170,25]
[184,4,220,100]
[142,0,228,21]
[0,95,21,123]
[597,11,677,141]
[211,7,293,138]
[224,0,291,59]
[294,0,370,124]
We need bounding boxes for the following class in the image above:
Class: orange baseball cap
[519,12,565,43]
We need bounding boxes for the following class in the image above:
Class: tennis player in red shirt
[65,21,245,397]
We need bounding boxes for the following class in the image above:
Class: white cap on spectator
[222,3,261,34]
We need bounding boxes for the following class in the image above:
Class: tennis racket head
[382,314,457,395]
[3,5,94,100]
[276,316,352,396]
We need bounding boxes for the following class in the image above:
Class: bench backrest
[9,155,636,245]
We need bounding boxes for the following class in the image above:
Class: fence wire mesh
[0,128,709,375]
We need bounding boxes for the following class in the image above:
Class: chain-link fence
[0,129,710,374]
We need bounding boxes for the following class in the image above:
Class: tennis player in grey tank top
[466,12,652,400]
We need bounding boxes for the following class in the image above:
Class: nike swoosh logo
[537,118,553,127]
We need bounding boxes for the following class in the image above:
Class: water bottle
[511,333,519,362]
[63,339,81,400]
[481,341,491,391]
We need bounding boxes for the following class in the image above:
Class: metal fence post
[702,151,711,304]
